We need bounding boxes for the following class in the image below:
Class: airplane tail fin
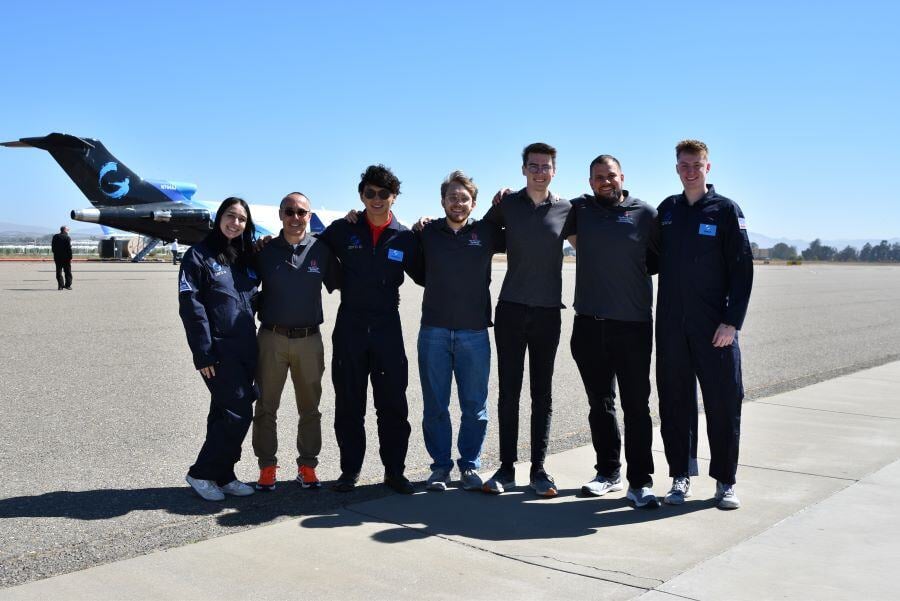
[1,133,157,207]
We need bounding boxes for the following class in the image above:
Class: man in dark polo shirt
[319,165,419,495]
[252,192,340,491]
[51,225,73,290]
[482,142,571,497]
[408,171,504,492]
[563,155,660,509]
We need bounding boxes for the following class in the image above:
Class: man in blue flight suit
[656,139,753,510]
[318,165,419,495]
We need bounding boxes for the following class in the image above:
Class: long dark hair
[206,197,256,266]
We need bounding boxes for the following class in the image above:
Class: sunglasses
[363,188,393,201]
[282,208,310,218]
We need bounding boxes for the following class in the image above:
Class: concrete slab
[345,444,847,589]
[755,362,900,419]
[641,458,900,601]
[0,508,637,601]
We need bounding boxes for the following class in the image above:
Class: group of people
[177,138,753,511]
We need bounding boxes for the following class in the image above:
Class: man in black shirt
[563,155,660,509]
[482,143,571,497]
[252,193,340,492]
[51,226,73,290]
[408,171,504,492]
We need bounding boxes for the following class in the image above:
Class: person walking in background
[178,197,260,502]
[170,239,179,265]
[51,225,72,290]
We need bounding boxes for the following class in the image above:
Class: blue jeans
[417,326,490,471]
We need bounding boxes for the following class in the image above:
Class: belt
[261,323,319,339]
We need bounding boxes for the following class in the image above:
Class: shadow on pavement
[302,486,715,542]
[0,482,393,526]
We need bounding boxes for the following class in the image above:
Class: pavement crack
[343,507,661,592]
[753,400,900,421]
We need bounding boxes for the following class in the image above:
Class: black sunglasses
[363,188,393,201]
[282,208,310,218]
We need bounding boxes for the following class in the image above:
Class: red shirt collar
[366,211,393,245]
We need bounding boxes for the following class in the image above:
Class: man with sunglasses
[251,192,340,491]
[482,142,571,497]
[319,165,419,495]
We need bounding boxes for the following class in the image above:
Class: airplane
[2,133,348,261]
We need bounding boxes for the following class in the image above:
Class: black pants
[189,353,257,486]
[54,259,72,289]
[171,251,179,265]
[494,301,560,469]
[571,316,654,487]
[332,311,411,477]
[657,325,743,485]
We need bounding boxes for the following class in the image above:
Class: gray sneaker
[581,473,624,497]
[664,477,692,505]
[716,481,741,510]
[482,466,515,494]
[460,469,483,491]
[626,484,660,509]
[426,468,451,491]
[220,479,255,497]
[185,475,224,501]
[529,469,558,498]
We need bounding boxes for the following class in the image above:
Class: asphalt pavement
[0,261,899,589]
[2,360,899,600]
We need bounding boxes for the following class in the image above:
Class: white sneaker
[426,468,451,491]
[186,475,225,501]
[581,474,624,497]
[715,481,741,510]
[220,479,255,496]
[664,476,692,505]
[626,484,660,509]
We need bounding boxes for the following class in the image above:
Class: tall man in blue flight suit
[319,165,419,495]
[656,139,753,510]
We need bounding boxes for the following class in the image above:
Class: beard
[594,190,622,207]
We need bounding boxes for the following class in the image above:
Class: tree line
[763,239,900,262]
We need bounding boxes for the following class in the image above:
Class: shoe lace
[673,477,690,494]
[260,465,278,483]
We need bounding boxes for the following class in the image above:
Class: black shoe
[332,472,359,493]
[58,286,63,290]
[384,473,414,495]
[64,286,72,290]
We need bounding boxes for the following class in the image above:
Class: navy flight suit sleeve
[178,249,216,370]
[721,202,754,330]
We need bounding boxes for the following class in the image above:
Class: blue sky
[1,1,897,240]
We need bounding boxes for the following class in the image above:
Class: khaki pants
[253,328,324,468]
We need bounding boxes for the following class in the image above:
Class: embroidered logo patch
[347,235,363,250]
[738,217,747,230]
[698,223,717,237]
[661,211,673,226]
[468,232,482,246]
[307,259,321,274]
[178,272,193,293]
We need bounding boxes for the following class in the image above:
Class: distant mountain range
[1,221,897,249]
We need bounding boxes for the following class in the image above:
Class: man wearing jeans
[563,155,660,509]
[409,171,504,491]
[483,142,571,497]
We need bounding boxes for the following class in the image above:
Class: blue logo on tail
[98,162,131,199]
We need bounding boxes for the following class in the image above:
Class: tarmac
[2,360,898,600]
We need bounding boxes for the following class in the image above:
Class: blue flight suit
[178,240,260,486]
[655,185,753,485]
[318,217,419,478]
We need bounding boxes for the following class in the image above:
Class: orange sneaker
[255,465,278,491]
[297,465,321,489]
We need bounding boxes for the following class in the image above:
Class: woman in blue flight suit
[178,197,260,501]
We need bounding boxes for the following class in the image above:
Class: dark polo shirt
[255,231,340,328]
[562,192,658,322]
[484,188,570,308]
[411,218,505,331]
